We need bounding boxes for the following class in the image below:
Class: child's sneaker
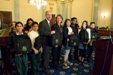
[67,61,73,65]
[63,63,70,69]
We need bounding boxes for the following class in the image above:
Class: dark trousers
[14,54,28,75]
[87,46,94,59]
[52,46,61,67]
[30,52,41,75]
[41,46,52,71]
[79,50,86,58]
[69,46,78,62]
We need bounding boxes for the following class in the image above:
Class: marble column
[57,0,61,15]
[65,1,68,19]
[110,0,113,29]
[14,0,20,21]
[62,1,65,23]
[93,0,100,26]
[69,0,73,18]
[42,6,46,20]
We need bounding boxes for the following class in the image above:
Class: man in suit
[39,11,55,74]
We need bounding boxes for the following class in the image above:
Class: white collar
[16,32,23,35]
[46,19,50,24]
[31,30,38,33]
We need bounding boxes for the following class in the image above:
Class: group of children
[8,14,98,75]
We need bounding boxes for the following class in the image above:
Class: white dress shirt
[67,27,73,35]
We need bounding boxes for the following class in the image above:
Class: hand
[67,38,69,41]
[34,49,39,54]
[91,39,96,42]
[83,42,87,44]
[15,54,22,56]
[51,30,55,34]
[55,45,58,47]
[71,32,74,35]
[62,45,64,49]
[40,49,43,53]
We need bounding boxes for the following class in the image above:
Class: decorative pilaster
[61,1,65,22]
[57,0,61,15]
[14,0,20,21]
[93,0,100,26]
[65,1,68,19]
[69,0,73,18]
[42,6,46,20]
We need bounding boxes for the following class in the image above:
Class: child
[8,22,32,75]
[62,19,74,69]
[69,17,79,62]
[86,22,99,62]
[28,22,42,75]
[78,20,90,64]
[9,21,16,35]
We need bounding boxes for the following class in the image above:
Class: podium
[93,39,113,75]
[0,28,12,75]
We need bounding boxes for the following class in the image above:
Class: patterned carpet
[38,50,94,75]
[0,49,94,75]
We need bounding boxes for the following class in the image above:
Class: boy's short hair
[15,22,23,28]
[90,22,95,25]
[71,17,77,21]
[32,22,38,26]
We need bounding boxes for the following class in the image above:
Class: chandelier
[30,0,47,9]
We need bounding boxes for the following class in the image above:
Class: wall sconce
[101,13,107,18]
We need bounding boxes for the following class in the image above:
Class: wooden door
[0,11,12,27]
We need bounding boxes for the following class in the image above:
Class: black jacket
[39,19,51,46]
[34,36,42,52]
[79,29,89,43]
[51,23,63,46]
[62,26,75,46]
[8,32,32,54]
[71,24,79,34]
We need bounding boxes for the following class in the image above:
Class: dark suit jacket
[62,26,75,46]
[39,19,51,46]
[51,23,63,46]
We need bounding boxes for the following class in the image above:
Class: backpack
[13,34,32,54]
[79,29,89,42]
[68,34,79,47]
[91,29,98,39]
[51,32,62,46]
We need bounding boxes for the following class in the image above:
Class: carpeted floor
[9,49,94,75]
[38,51,94,75]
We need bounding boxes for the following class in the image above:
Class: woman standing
[78,20,90,64]
[24,18,34,34]
[62,19,74,69]
[51,14,63,70]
